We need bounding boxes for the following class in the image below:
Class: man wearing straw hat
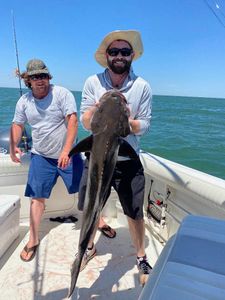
[78,30,152,284]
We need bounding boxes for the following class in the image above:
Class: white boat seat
[139,215,225,300]
[0,195,20,258]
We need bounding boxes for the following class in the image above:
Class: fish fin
[68,255,82,297]
[118,139,139,159]
[69,135,93,157]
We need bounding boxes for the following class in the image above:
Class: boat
[0,130,225,299]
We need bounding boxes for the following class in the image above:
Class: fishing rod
[203,0,225,29]
[11,10,29,151]
[11,10,23,97]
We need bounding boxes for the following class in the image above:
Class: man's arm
[81,105,98,130]
[131,83,152,136]
[58,113,78,168]
[80,76,100,131]
[10,123,24,162]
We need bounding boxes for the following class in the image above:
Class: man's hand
[129,118,141,134]
[58,150,70,169]
[10,146,23,163]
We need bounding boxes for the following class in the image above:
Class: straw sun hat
[95,30,143,68]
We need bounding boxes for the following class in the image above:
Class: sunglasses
[29,74,49,81]
[107,48,133,57]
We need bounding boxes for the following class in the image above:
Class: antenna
[11,10,23,97]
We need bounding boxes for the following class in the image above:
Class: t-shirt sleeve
[12,97,28,124]
[60,89,77,116]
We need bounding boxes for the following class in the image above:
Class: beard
[107,58,132,74]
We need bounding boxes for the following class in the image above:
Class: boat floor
[0,212,162,300]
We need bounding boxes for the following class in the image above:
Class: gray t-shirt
[12,85,77,159]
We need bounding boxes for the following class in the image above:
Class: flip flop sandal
[49,216,78,223]
[20,242,39,262]
[49,216,66,223]
[98,225,116,238]
[68,215,78,223]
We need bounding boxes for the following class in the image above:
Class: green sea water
[0,87,224,180]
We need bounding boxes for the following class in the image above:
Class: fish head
[91,91,130,137]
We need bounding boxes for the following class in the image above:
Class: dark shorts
[25,153,83,199]
[78,158,145,220]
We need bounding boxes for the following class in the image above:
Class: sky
[1,0,225,98]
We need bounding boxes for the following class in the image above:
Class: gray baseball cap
[26,59,50,76]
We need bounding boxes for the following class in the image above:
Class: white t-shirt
[13,85,77,159]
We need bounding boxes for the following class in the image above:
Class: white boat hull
[140,151,225,242]
[0,150,225,299]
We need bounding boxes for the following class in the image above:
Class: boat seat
[0,195,20,258]
[139,215,225,300]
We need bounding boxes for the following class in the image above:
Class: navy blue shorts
[25,153,83,199]
[78,158,145,220]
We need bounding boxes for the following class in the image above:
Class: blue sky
[1,0,225,98]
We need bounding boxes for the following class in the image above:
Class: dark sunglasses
[107,48,133,57]
[30,74,49,81]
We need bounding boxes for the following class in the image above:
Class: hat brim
[27,69,50,76]
[95,30,143,68]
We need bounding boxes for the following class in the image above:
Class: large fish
[67,91,139,297]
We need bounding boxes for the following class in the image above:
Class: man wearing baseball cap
[10,59,83,262]
[78,30,153,284]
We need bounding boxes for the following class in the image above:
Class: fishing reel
[0,128,32,154]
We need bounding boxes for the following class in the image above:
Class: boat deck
[0,212,162,300]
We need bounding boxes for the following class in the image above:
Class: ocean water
[0,87,224,180]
